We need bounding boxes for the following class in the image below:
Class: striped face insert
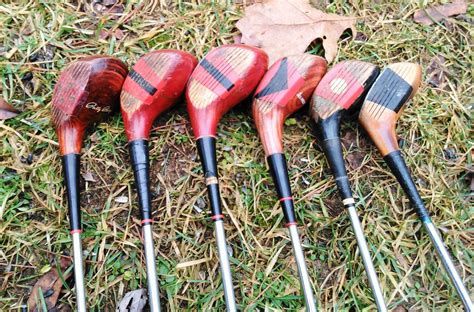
[186,44,268,138]
[120,50,197,141]
[311,61,379,121]
[359,62,422,156]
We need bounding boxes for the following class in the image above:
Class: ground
[0,0,472,311]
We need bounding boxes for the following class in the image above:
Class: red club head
[310,61,379,123]
[52,56,128,155]
[253,54,327,155]
[359,63,422,156]
[186,44,268,139]
[120,50,198,141]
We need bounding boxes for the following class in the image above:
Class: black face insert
[129,69,157,96]
[366,68,413,113]
[199,59,235,91]
[255,57,289,99]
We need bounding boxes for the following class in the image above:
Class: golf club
[186,44,268,311]
[359,63,473,311]
[253,54,326,311]
[120,50,197,312]
[310,60,386,311]
[52,56,128,312]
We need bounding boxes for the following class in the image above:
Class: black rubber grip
[62,154,81,231]
[267,153,297,224]
[384,150,430,220]
[129,139,152,223]
[197,137,223,220]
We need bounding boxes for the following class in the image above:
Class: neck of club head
[62,154,82,232]
[196,137,223,220]
[267,153,297,225]
[129,140,152,223]
[254,110,285,156]
[122,112,153,142]
[383,151,431,221]
[57,123,86,155]
[359,116,399,156]
[314,113,353,200]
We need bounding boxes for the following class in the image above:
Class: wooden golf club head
[52,56,128,155]
[253,54,327,156]
[186,44,268,138]
[359,63,422,156]
[121,50,198,141]
[310,60,379,140]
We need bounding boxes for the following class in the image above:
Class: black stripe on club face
[129,69,157,96]
[199,59,234,91]
[255,57,288,99]
[365,68,413,113]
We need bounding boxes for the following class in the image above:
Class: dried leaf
[82,172,96,182]
[27,257,72,311]
[115,196,128,203]
[236,0,356,63]
[426,55,449,88]
[413,1,467,26]
[0,98,20,120]
[116,289,147,312]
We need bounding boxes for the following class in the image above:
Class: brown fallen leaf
[27,257,72,312]
[413,1,467,26]
[82,172,96,182]
[236,0,356,64]
[0,98,20,120]
[426,55,449,88]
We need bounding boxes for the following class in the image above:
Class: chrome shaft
[288,224,317,312]
[347,206,387,312]
[142,224,161,312]
[424,221,473,311]
[72,232,87,312]
[214,220,237,311]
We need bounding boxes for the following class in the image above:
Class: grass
[0,0,472,311]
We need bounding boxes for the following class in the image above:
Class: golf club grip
[383,150,430,220]
[62,154,81,232]
[321,137,353,201]
[196,137,223,220]
[267,153,297,225]
[129,140,153,223]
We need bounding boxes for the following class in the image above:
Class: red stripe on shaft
[285,222,298,227]
[141,219,153,225]
[211,214,224,220]
[70,229,82,235]
[279,196,293,202]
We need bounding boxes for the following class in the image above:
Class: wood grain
[359,62,422,156]
[120,50,197,141]
[186,44,268,138]
[52,56,128,155]
[253,54,327,155]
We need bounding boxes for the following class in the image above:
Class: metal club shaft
[72,232,87,312]
[423,221,474,311]
[142,224,161,312]
[347,206,387,312]
[288,225,317,311]
[214,220,237,312]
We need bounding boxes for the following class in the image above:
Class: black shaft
[62,154,81,231]
[383,150,431,221]
[196,137,223,220]
[316,112,353,203]
[267,153,297,225]
[129,139,152,223]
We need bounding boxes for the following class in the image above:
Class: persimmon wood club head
[359,63,473,311]
[120,49,197,312]
[51,56,128,312]
[309,60,387,311]
[252,54,327,312]
[186,44,268,311]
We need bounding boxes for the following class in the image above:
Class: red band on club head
[285,222,298,227]
[141,219,153,225]
[279,196,293,202]
[211,214,224,221]
[70,229,83,235]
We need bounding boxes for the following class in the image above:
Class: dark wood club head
[359,62,422,156]
[52,56,128,155]
[253,54,327,156]
[120,50,197,141]
[310,60,379,123]
[186,44,268,138]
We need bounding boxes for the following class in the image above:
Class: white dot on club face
[330,78,347,95]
